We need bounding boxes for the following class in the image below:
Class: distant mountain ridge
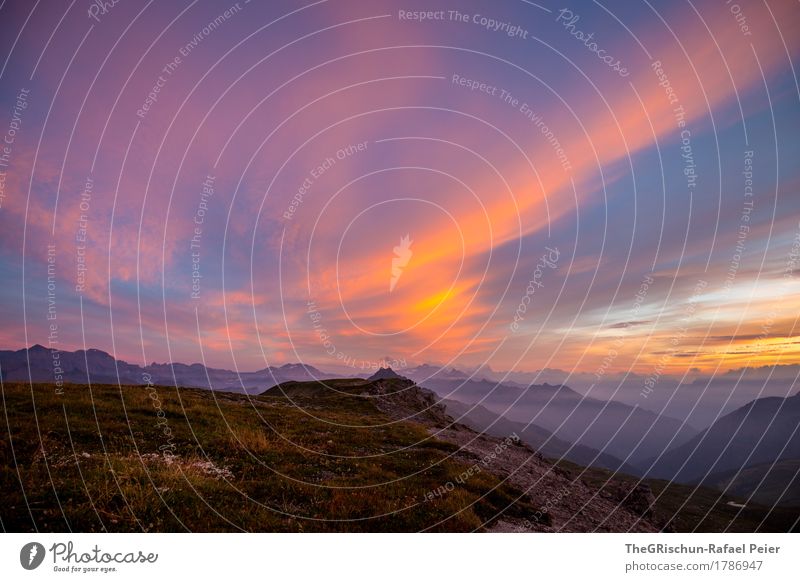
[0,345,696,466]
[5,345,799,513]
[441,398,639,474]
[0,345,327,393]
[5,345,796,487]
[410,376,698,467]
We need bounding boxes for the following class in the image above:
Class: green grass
[1,382,534,532]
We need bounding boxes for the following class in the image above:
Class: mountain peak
[278,363,305,370]
[368,367,404,381]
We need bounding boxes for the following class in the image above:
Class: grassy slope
[700,459,800,508]
[3,380,797,532]
[554,460,800,533]
[1,381,534,532]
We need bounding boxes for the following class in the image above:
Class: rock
[625,483,656,518]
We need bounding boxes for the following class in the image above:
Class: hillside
[3,378,795,532]
[1,379,531,532]
[554,460,800,533]
[646,392,800,483]
[264,377,661,531]
[700,460,800,507]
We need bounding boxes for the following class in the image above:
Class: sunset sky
[0,0,798,379]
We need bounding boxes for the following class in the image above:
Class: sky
[0,0,798,381]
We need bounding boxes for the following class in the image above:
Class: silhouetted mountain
[646,392,800,483]
[414,377,697,466]
[0,345,327,393]
[0,345,144,385]
[367,367,404,381]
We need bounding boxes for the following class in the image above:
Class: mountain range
[404,376,698,467]
[646,392,800,494]
[6,372,797,532]
[0,344,326,392]
[3,345,798,507]
[440,398,638,474]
